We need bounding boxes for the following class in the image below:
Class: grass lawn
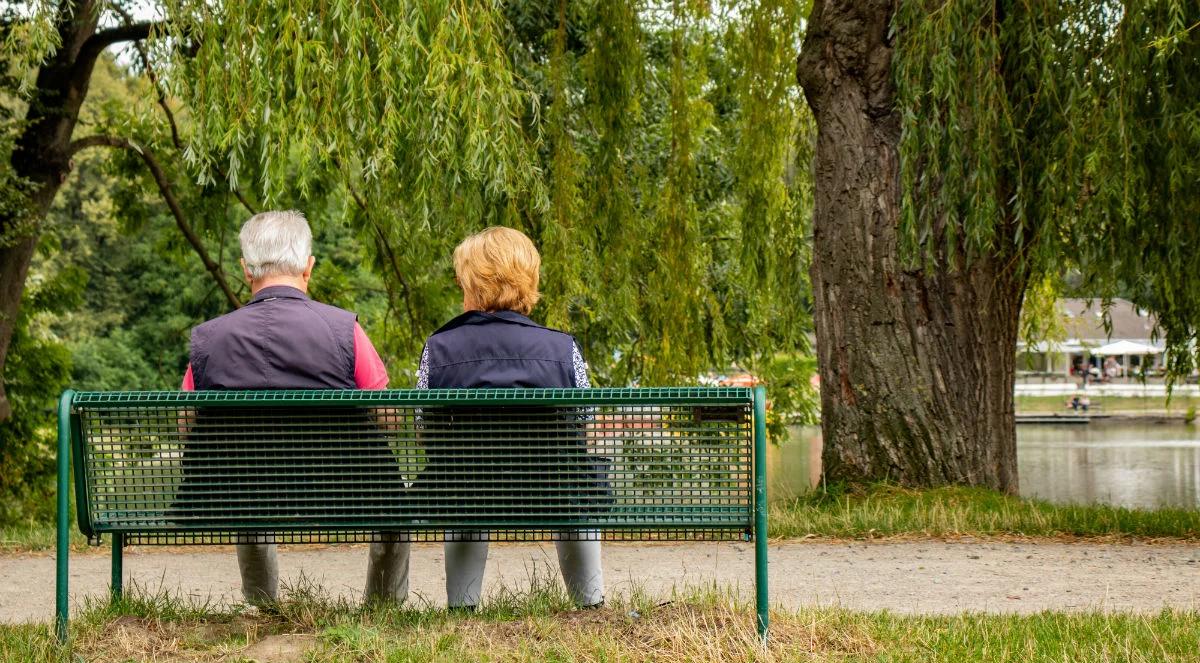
[1015,394,1199,416]
[769,484,1200,540]
[4,484,1198,555]
[3,582,1198,662]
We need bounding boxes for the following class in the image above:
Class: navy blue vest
[189,285,357,390]
[175,287,402,525]
[424,310,576,388]
[415,310,602,520]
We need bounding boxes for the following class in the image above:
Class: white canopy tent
[1090,340,1162,356]
[1019,340,1086,354]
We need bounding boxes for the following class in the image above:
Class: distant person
[179,210,409,607]
[415,226,604,610]
[1104,356,1120,381]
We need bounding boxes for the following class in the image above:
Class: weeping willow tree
[797,1,1199,491]
[0,1,811,422]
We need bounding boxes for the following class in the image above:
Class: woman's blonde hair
[453,226,541,314]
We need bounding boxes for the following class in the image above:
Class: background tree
[797,0,1199,491]
[1,0,811,417]
[0,1,813,522]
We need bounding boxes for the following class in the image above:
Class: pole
[56,390,74,642]
[111,532,124,600]
[752,386,769,642]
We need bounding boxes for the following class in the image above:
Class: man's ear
[240,258,253,284]
[302,255,316,281]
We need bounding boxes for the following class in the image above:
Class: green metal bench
[56,386,768,639]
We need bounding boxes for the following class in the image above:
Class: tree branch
[70,135,243,310]
[130,30,258,216]
[339,176,420,333]
[79,20,160,61]
[131,40,182,149]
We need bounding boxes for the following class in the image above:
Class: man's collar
[250,285,309,303]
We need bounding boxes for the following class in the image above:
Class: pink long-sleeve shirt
[182,321,389,391]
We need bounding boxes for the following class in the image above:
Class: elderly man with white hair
[180,210,408,606]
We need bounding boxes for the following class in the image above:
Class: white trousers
[236,534,411,605]
[236,533,602,609]
[444,531,604,608]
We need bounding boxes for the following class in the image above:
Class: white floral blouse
[415,342,591,389]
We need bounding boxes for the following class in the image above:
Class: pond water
[769,423,1200,509]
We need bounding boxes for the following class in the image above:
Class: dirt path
[2,540,1198,623]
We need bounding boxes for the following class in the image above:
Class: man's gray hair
[239,210,312,279]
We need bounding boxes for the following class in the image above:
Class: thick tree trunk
[0,1,102,420]
[0,4,164,420]
[796,0,1026,492]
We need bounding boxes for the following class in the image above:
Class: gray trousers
[444,531,603,608]
[236,535,411,605]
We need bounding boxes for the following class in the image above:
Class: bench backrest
[62,388,765,545]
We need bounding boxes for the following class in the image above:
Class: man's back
[175,209,407,606]
[189,285,357,390]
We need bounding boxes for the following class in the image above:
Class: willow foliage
[3,0,809,389]
[894,1,1200,373]
[162,0,542,206]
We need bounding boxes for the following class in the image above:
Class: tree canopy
[0,0,814,521]
[4,0,810,381]
[894,0,1199,371]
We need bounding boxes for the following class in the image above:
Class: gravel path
[2,540,1198,623]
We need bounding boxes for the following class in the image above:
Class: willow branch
[69,135,242,310]
[342,180,419,330]
[132,40,182,149]
[130,39,258,216]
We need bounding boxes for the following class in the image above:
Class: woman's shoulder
[430,310,574,338]
[426,310,578,360]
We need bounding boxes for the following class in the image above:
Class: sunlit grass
[3,484,1197,554]
[3,580,1198,662]
[771,483,1200,540]
[0,521,88,554]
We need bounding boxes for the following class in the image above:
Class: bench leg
[111,533,124,601]
[56,391,72,643]
[55,443,70,642]
[755,526,768,642]
[753,385,769,643]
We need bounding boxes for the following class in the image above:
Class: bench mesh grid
[70,388,755,544]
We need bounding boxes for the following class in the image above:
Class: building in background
[1017,299,1165,382]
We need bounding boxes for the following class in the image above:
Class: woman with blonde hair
[416,226,604,610]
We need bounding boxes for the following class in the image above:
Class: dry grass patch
[312,602,881,662]
[71,614,265,662]
[5,579,1198,662]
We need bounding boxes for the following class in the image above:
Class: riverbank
[1015,394,1199,419]
[5,577,1198,662]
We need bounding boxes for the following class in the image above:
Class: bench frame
[55,386,770,641]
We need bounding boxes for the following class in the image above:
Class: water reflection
[767,427,823,501]
[770,424,1200,509]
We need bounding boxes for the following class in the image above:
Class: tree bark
[0,4,160,420]
[796,0,1026,492]
[0,1,100,420]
